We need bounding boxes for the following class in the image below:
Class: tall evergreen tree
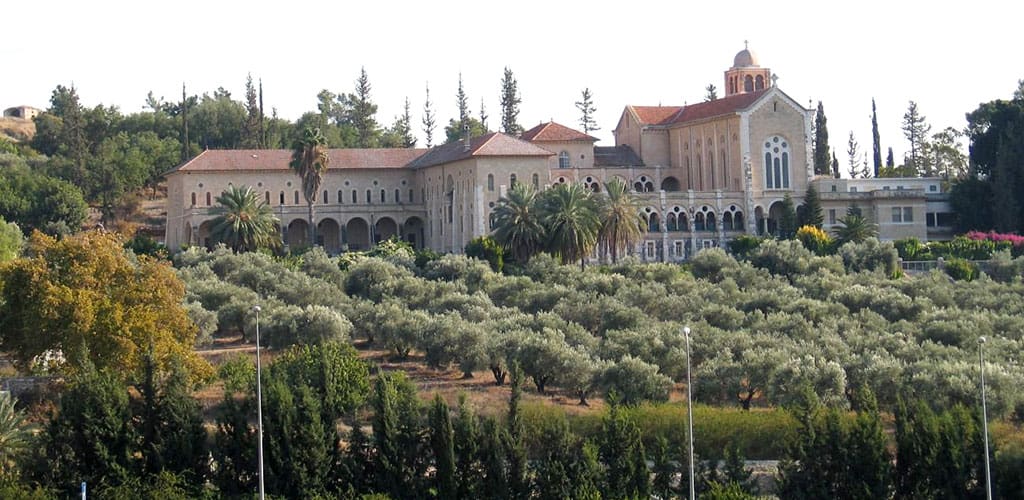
[422,83,436,147]
[349,67,380,148]
[845,386,892,499]
[341,422,374,495]
[479,97,489,132]
[478,416,509,499]
[531,416,577,499]
[453,395,480,499]
[506,363,529,500]
[847,131,861,178]
[372,372,425,499]
[895,398,941,498]
[722,443,755,494]
[778,193,798,238]
[456,73,470,124]
[871,98,882,176]
[651,435,678,499]
[798,184,824,228]
[429,395,457,500]
[259,78,266,148]
[902,100,933,176]
[241,74,262,148]
[575,88,600,134]
[499,67,523,136]
[886,147,895,168]
[813,101,831,176]
[180,83,191,162]
[831,152,840,178]
[444,74,487,144]
[382,98,416,148]
[135,355,208,486]
[599,398,650,499]
[212,387,256,495]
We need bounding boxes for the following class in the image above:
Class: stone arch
[661,176,681,192]
[767,201,785,236]
[183,222,193,248]
[287,219,309,248]
[404,216,425,249]
[754,206,767,235]
[375,217,399,243]
[317,218,341,254]
[346,217,370,251]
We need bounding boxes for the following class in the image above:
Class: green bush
[944,258,979,281]
[464,236,504,272]
[727,234,763,260]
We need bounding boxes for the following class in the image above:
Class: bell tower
[724,41,773,97]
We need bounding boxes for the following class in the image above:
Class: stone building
[164,44,950,257]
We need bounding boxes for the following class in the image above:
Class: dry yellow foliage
[0,230,211,382]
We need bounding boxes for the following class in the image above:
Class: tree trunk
[739,390,755,411]
[491,365,507,385]
[533,375,546,394]
[308,201,316,247]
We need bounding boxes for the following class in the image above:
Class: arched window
[763,136,791,189]
[395,189,401,203]
[723,212,733,230]
[696,155,703,190]
[706,212,717,232]
[532,173,539,188]
[734,211,744,231]
[559,151,570,168]
[679,213,689,232]
[294,191,300,204]
[720,149,728,187]
[744,75,754,92]
[338,190,344,204]
[409,189,414,203]
[487,174,494,191]
[380,189,386,203]
[694,212,706,231]
[708,152,715,188]
[661,177,680,192]
[366,190,372,204]
[648,212,660,232]
[265,191,270,204]
[323,190,329,204]
[666,213,678,231]
[280,191,285,204]
[755,75,765,90]
[190,192,196,206]
[351,190,357,203]
[206,192,212,206]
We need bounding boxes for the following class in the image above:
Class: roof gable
[666,89,769,125]
[629,106,683,126]
[408,132,553,169]
[521,121,598,142]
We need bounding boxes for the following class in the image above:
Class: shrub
[184,301,218,347]
[838,238,900,276]
[464,236,505,272]
[690,248,740,283]
[598,355,673,406]
[944,258,979,281]
[894,237,932,261]
[795,225,833,256]
[726,234,762,260]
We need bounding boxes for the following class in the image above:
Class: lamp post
[684,326,695,500]
[979,336,992,500]
[253,305,265,500]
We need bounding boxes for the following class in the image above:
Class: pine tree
[705,84,719,101]
[499,67,523,136]
[429,395,457,500]
[349,67,380,148]
[478,416,508,499]
[212,388,256,495]
[531,416,576,499]
[902,101,933,176]
[722,443,754,494]
[422,83,436,147]
[651,435,678,499]
[847,131,861,178]
[444,74,487,144]
[831,152,840,178]
[456,73,470,124]
[136,355,208,486]
[813,101,831,176]
[599,397,650,499]
[871,98,882,177]
[574,440,604,500]
[895,398,941,498]
[340,422,374,495]
[860,151,872,179]
[241,73,262,148]
[575,88,600,134]
[846,386,892,499]
[382,98,416,148]
[799,184,824,228]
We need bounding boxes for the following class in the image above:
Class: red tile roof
[408,132,553,169]
[520,121,598,142]
[173,148,428,173]
[628,89,770,127]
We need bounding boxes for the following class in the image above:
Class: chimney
[462,124,471,153]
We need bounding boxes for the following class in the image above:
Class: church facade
[164,45,951,258]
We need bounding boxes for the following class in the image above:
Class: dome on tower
[733,44,759,67]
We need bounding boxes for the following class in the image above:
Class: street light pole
[253,305,265,500]
[684,326,695,500]
[979,336,992,500]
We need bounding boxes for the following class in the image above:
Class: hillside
[0,117,35,142]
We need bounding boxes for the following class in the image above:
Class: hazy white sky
[3,1,1020,169]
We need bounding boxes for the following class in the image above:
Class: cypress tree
[722,443,754,494]
[845,386,892,499]
[137,358,208,486]
[532,416,576,499]
[832,152,840,178]
[813,101,831,176]
[478,416,509,499]
[341,422,374,495]
[651,435,678,499]
[574,440,604,500]
[212,389,256,495]
[886,147,895,168]
[499,67,523,136]
[599,397,650,499]
[895,398,941,498]
[506,363,529,500]
[453,395,480,499]
[429,395,457,500]
[373,372,425,498]
[871,98,882,176]
[456,73,470,124]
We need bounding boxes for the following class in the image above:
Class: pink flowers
[966,230,1024,247]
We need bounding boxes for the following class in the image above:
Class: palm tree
[0,392,30,477]
[834,208,878,244]
[540,182,601,269]
[598,178,647,263]
[209,185,281,252]
[491,182,546,263]
[290,127,330,245]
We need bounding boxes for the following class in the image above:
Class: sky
[2,1,1020,171]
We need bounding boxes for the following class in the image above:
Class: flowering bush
[967,231,1024,257]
